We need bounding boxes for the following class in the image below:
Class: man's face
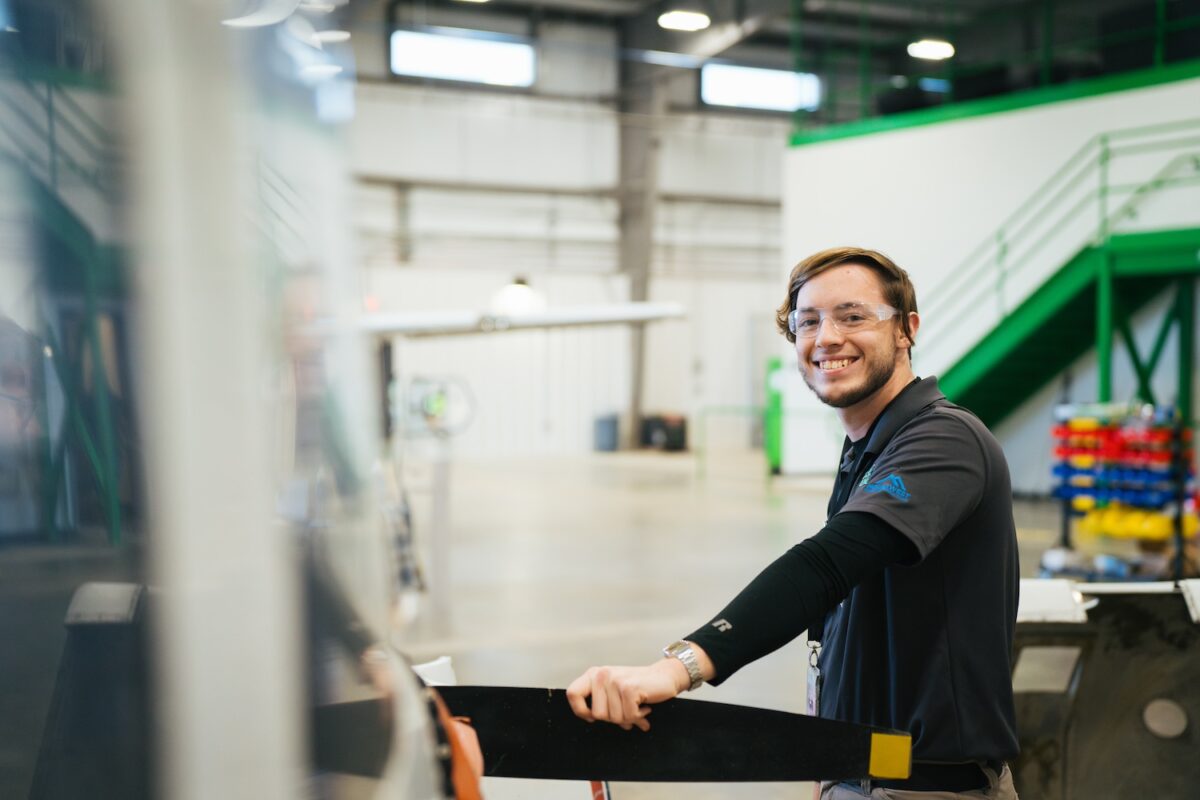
[793,264,908,409]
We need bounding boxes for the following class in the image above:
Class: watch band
[662,640,703,691]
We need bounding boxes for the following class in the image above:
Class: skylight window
[700,63,820,113]
[389,28,535,87]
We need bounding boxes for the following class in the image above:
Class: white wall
[659,112,788,202]
[366,267,632,459]
[536,22,618,100]
[352,82,619,190]
[781,76,1200,484]
[350,60,791,458]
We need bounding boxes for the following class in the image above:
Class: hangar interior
[0,0,1199,798]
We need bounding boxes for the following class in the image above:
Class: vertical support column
[1096,253,1114,402]
[821,52,836,125]
[35,340,57,540]
[378,339,394,442]
[789,0,808,124]
[115,1,304,796]
[1040,0,1055,86]
[1172,277,1194,580]
[858,5,871,119]
[83,252,122,545]
[1154,0,1168,68]
[1178,277,1195,427]
[617,60,665,448]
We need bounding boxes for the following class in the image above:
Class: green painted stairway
[917,113,1200,429]
[939,228,1200,428]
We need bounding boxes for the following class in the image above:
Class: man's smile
[814,356,860,373]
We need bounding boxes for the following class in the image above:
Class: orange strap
[431,689,484,800]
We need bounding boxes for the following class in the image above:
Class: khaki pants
[820,765,1019,800]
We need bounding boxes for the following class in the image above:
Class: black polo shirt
[821,377,1020,763]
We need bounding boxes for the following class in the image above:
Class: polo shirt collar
[862,376,945,457]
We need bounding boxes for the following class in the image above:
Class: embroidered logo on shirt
[712,618,733,632]
[862,473,911,502]
[857,465,875,488]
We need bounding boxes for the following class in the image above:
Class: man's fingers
[568,666,661,732]
[589,668,610,721]
[604,679,625,726]
[620,681,644,727]
[566,672,595,721]
[633,704,652,732]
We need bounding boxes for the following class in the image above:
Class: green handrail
[923,117,1200,337]
[929,151,1200,341]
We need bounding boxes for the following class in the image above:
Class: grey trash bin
[593,414,618,452]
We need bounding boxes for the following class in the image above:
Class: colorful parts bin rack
[1052,404,1198,542]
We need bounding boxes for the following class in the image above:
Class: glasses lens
[833,305,873,332]
[790,309,821,337]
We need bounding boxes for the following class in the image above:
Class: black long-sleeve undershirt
[685,511,917,685]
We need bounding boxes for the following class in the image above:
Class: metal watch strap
[662,640,703,691]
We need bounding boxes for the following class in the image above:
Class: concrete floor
[396,449,1066,800]
[0,448,1079,799]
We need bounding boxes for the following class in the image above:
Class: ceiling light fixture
[451,0,493,4]
[907,38,955,61]
[491,277,546,316]
[657,10,711,32]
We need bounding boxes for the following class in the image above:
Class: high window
[389,28,536,88]
[700,63,820,113]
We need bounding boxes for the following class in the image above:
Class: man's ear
[898,311,920,349]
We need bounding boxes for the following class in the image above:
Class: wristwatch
[662,640,704,691]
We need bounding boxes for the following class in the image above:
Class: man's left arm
[683,511,917,685]
[565,512,916,730]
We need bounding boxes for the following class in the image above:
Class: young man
[567,247,1020,799]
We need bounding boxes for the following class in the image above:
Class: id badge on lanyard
[806,640,822,800]
[805,640,821,716]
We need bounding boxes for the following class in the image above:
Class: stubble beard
[803,348,898,409]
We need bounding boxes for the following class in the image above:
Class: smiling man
[567,247,1021,799]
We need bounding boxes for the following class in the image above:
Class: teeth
[819,359,851,371]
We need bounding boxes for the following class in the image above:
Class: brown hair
[775,246,918,352]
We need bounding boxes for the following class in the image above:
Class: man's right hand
[565,659,690,732]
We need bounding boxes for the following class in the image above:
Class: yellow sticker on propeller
[868,732,912,779]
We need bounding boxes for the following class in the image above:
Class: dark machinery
[1012,581,1200,799]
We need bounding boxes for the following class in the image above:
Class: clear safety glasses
[788,302,900,338]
